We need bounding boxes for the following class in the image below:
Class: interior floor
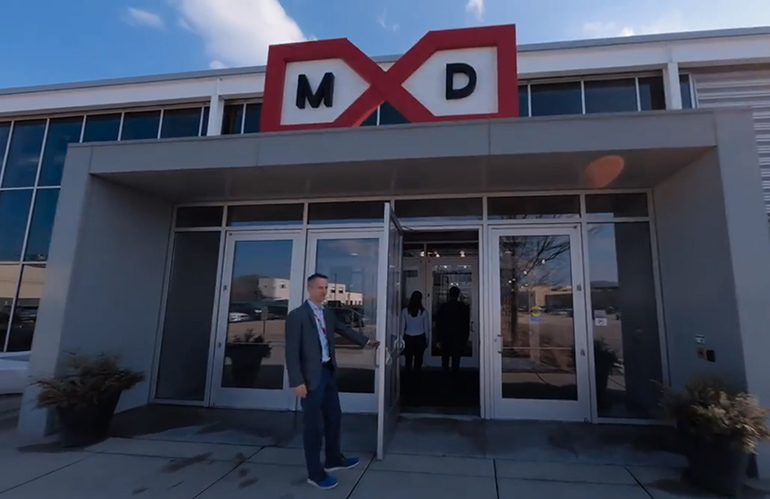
[400,367,480,416]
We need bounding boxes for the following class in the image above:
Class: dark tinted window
[0,123,10,158]
[395,198,482,222]
[39,117,83,186]
[379,101,409,125]
[530,82,582,117]
[488,195,580,219]
[586,193,648,218]
[155,231,221,400]
[227,204,304,226]
[639,76,666,111]
[222,104,244,134]
[584,79,637,114]
[0,264,19,349]
[243,103,262,134]
[361,108,378,126]
[2,120,46,188]
[518,85,529,117]
[25,189,59,261]
[160,107,202,138]
[588,222,662,419]
[680,74,693,109]
[121,110,160,141]
[0,190,33,261]
[6,264,45,351]
[82,114,121,143]
[308,201,384,224]
[201,106,210,136]
[175,206,223,228]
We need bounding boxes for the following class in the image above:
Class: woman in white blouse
[400,291,430,382]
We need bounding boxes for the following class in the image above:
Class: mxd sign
[261,25,518,132]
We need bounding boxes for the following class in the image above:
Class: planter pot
[679,428,749,497]
[55,389,122,448]
[227,344,270,388]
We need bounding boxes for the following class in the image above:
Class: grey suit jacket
[285,302,370,390]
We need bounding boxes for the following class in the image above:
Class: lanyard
[313,308,326,335]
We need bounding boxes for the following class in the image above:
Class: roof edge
[1,25,769,97]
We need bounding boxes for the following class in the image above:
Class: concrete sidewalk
[1,429,768,498]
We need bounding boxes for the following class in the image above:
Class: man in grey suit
[285,273,379,490]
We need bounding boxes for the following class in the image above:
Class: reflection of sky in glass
[588,224,620,285]
[232,240,293,279]
[315,238,378,296]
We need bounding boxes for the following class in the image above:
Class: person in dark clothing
[435,286,470,380]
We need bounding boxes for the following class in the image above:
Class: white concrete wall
[18,144,173,435]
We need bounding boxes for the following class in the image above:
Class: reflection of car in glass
[228,312,250,323]
[331,308,363,328]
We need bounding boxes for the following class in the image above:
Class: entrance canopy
[81,110,716,202]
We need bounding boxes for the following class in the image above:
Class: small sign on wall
[594,318,608,327]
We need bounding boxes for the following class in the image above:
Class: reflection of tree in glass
[500,236,572,357]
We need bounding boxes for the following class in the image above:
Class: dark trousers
[441,351,462,373]
[301,364,343,481]
[403,334,426,372]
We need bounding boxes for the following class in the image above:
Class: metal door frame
[209,230,305,410]
[486,224,592,422]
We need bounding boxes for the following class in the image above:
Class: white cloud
[377,9,400,32]
[174,0,306,68]
[465,0,484,21]
[124,7,165,29]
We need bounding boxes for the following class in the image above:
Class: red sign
[261,25,518,132]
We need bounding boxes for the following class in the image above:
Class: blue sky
[2,0,770,89]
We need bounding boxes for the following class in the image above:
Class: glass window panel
[221,240,292,389]
[680,74,693,109]
[394,198,482,222]
[430,262,475,358]
[585,193,648,218]
[361,108,378,126]
[243,103,262,134]
[25,189,59,262]
[518,85,529,117]
[160,107,202,139]
[155,232,221,400]
[308,201,384,224]
[227,204,303,226]
[175,206,223,228]
[488,195,580,220]
[120,110,161,141]
[82,114,121,143]
[639,76,666,111]
[0,190,33,261]
[315,238,379,393]
[222,104,244,134]
[39,116,83,186]
[530,82,582,117]
[2,120,46,188]
[498,234,577,400]
[379,101,409,125]
[0,123,11,159]
[6,264,44,352]
[201,106,210,136]
[584,79,638,114]
[0,265,20,351]
[588,223,662,418]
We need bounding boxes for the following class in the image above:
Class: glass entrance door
[306,229,381,413]
[377,203,403,460]
[210,231,305,409]
[489,226,591,421]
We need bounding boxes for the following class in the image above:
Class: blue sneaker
[307,475,338,490]
[324,456,360,472]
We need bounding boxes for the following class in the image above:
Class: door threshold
[400,407,481,420]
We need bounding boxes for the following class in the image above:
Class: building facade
[4,25,770,466]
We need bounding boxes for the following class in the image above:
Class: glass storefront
[155,192,665,422]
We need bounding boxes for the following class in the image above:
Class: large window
[518,75,668,117]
